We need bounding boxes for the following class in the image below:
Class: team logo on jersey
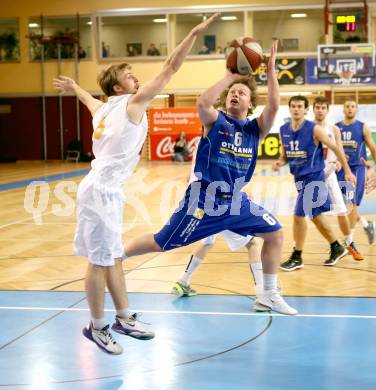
[218,130,233,137]
[193,208,205,220]
[93,120,106,139]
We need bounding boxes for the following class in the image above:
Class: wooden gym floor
[0,160,375,297]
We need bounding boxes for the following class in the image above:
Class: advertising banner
[306,58,376,84]
[253,58,305,85]
[149,108,202,161]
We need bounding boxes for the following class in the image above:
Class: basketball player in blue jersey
[336,100,376,244]
[124,40,298,315]
[276,96,363,270]
[273,95,356,271]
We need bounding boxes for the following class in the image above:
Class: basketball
[225,37,264,74]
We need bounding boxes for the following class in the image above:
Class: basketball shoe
[112,313,155,340]
[83,322,123,354]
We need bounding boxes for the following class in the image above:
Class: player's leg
[311,214,347,266]
[171,235,216,297]
[256,229,297,315]
[246,237,271,312]
[75,186,123,354]
[280,215,306,271]
[105,259,155,340]
[230,200,297,315]
[337,214,364,260]
[82,262,123,355]
[123,233,164,256]
[324,171,361,258]
[354,165,374,244]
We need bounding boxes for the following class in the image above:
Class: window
[28,16,92,60]
[175,12,244,56]
[0,18,20,61]
[253,9,324,52]
[99,14,168,58]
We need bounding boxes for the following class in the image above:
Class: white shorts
[201,230,253,252]
[324,171,348,216]
[73,173,125,266]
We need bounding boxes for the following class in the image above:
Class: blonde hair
[215,76,258,116]
[97,63,131,97]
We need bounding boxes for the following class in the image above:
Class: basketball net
[335,70,354,85]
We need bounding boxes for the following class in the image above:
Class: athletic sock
[116,308,131,319]
[359,216,369,228]
[263,273,278,291]
[92,317,107,330]
[179,255,202,286]
[344,234,353,246]
[250,262,263,288]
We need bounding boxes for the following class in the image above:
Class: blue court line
[0,169,90,192]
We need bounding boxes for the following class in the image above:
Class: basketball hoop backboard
[317,43,375,82]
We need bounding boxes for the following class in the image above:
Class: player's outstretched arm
[197,72,245,135]
[361,157,376,193]
[53,76,103,116]
[363,124,376,163]
[256,40,279,139]
[127,13,219,123]
[314,124,356,186]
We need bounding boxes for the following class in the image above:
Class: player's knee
[268,229,284,246]
[151,239,164,252]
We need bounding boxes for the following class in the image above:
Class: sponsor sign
[149,108,202,160]
[253,58,305,85]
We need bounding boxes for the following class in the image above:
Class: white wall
[175,20,244,53]
[101,23,167,57]
[253,15,323,52]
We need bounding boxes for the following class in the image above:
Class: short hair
[288,95,309,108]
[344,99,357,106]
[313,96,330,108]
[97,63,132,97]
[215,76,258,116]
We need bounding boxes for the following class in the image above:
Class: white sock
[344,234,353,246]
[116,308,131,319]
[92,317,107,330]
[122,249,128,260]
[179,255,202,286]
[263,273,278,291]
[250,262,263,289]
[359,217,369,228]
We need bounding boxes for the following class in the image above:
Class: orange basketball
[225,37,264,74]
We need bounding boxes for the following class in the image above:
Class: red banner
[148,108,202,161]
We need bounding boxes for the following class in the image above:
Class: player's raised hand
[266,39,278,72]
[191,13,220,36]
[53,75,77,94]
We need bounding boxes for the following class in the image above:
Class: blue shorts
[154,186,281,251]
[294,171,331,218]
[336,165,365,206]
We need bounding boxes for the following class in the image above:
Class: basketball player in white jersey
[53,13,219,355]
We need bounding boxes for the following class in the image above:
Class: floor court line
[0,306,375,319]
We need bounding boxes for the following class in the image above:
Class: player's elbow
[197,96,211,110]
